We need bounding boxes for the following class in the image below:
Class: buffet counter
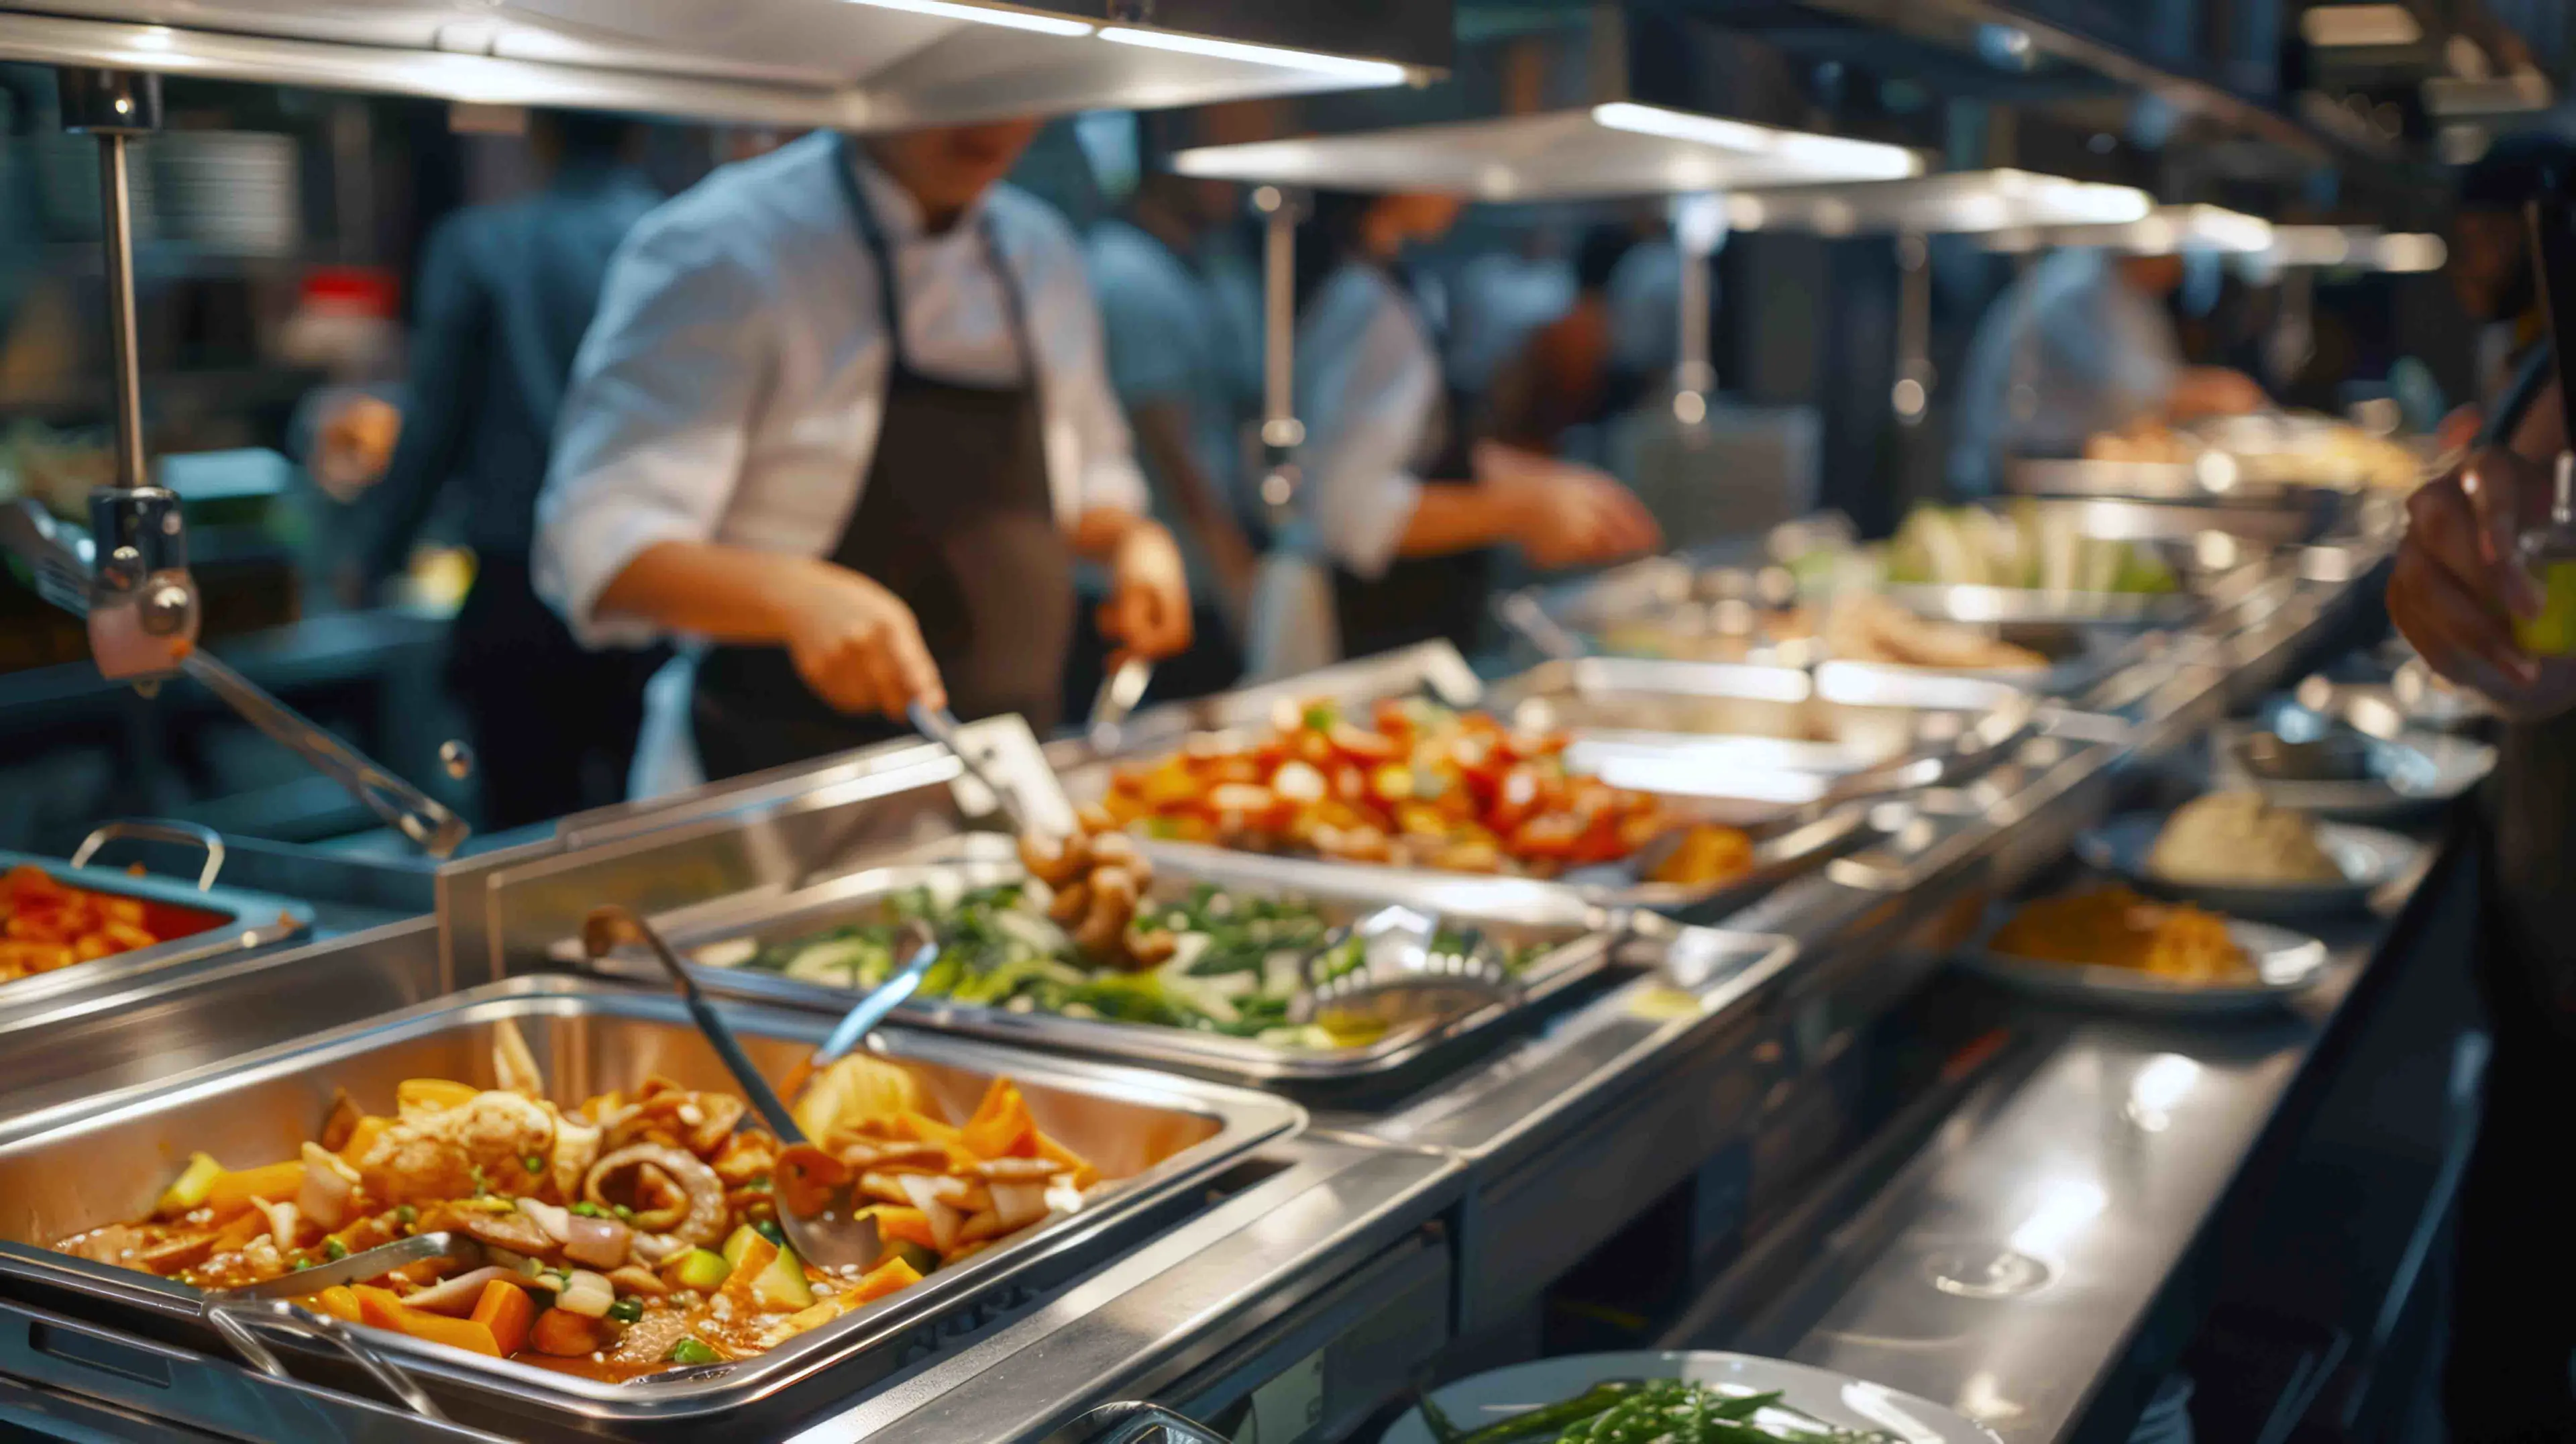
[0,497,2471,1444]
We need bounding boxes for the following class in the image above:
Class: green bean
[1442,1380,1644,1443]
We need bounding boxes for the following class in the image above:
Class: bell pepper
[960,1078,1037,1160]
[395,1079,480,1114]
[846,1254,923,1305]
[204,1162,305,1219]
[865,1206,939,1250]
[154,1153,226,1217]
[309,1286,362,1323]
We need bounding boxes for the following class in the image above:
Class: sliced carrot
[865,1206,938,1250]
[468,1279,534,1358]
[529,1306,606,1357]
[1032,1131,1099,1190]
[204,1162,305,1218]
[960,1080,1036,1160]
[353,1284,500,1357]
[716,1233,779,1308]
[845,1255,922,1305]
[211,1210,269,1250]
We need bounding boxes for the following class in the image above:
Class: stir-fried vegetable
[1,864,217,984]
[722,878,1545,1051]
[1091,698,1752,886]
[1423,1383,1896,1444]
[52,1025,1098,1384]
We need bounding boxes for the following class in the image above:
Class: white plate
[1380,1350,1998,1444]
[1955,907,2330,1015]
[2076,813,2421,920]
[2214,722,2493,823]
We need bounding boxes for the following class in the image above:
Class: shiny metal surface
[0,7,1436,132]
[1725,169,2152,237]
[1703,924,2391,1444]
[1170,107,1923,199]
[570,831,1625,1094]
[779,1137,1462,1444]
[0,975,1299,1439]
[0,847,313,1027]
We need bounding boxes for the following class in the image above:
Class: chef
[535,120,1192,783]
[1947,247,2267,496]
[1291,189,1662,660]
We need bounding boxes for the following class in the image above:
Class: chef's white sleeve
[1300,299,1434,580]
[535,219,774,648]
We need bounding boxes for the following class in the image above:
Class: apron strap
[830,133,1036,386]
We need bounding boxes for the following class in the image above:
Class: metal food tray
[572,833,1626,1094]
[0,838,313,1021]
[1483,656,2041,817]
[1057,645,1888,919]
[0,975,1301,1440]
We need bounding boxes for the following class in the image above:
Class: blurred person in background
[1077,138,1259,707]
[1948,248,2268,497]
[1281,189,1661,663]
[537,119,1191,785]
[356,109,665,829]
[1483,223,1649,456]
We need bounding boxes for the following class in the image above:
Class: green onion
[393,1204,417,1227]
[665,1339,722,1367]
[323,1238,347,1261]
[568,1202,604,1218]
[753,1219,786,1247]
[612,1204,635,1222]
[606,1296,645,1324]
[522,1155,543,1173]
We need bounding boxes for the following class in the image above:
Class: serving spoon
[580,905,915,1275]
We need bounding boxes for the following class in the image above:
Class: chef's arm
[2167,366,2266,420]
[1128,399,1258,615]
[592,541,846,645]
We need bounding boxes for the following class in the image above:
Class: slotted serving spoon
[1287,904,1519,1029]
[581,905,933,1274]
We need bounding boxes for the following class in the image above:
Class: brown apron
[692,137,1073,781]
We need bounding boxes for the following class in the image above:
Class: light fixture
[1591,102,1921,180]
[1096,27,1410,83]
[838,0,1095,37]
[2373,232,2447,272]
[2300,3,2424,48]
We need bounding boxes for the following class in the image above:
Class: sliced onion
[515,1197,572,1244]
[297,1145,354,1232]
[555,1268,614,1318]
[398,1266,517,1317]
[248,1196,300,1253]
[563,1215,631,1270]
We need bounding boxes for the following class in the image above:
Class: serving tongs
[1287,904,1519,1029]
[580,905,943,1275]
[1,498,469,857]
[195,1231,479,1423]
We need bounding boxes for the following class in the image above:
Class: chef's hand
[1478,446,1662,570]
[2169,367,2267,420]
[1099,520,1194,666]
[782,564,946,719]
[2388,446,2576,721]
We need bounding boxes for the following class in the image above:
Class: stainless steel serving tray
[1483,658,2041,820]
[0,975,1301,1440]
[0,841,313,1023]
[570,832,1628,1094]
[1056,646,1889,919]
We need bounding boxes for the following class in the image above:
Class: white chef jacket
[535,130,1148,648]
[1946,247,2183,496]
[1293,262,1443,580]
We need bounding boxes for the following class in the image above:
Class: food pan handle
[70,817,225,890]
[201,1297,448,1425]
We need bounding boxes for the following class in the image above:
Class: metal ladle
[1288,905,1518,1029]
[580,905,905,1274]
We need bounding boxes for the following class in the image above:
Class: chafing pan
[0,975,1300,1439]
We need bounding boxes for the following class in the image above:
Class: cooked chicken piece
[358,1090,557,1204]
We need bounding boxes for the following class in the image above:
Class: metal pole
[1892,231,1932,425]
[1672,192,1725,425]
[1254,185,1305,514]
[96,129,146,489]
